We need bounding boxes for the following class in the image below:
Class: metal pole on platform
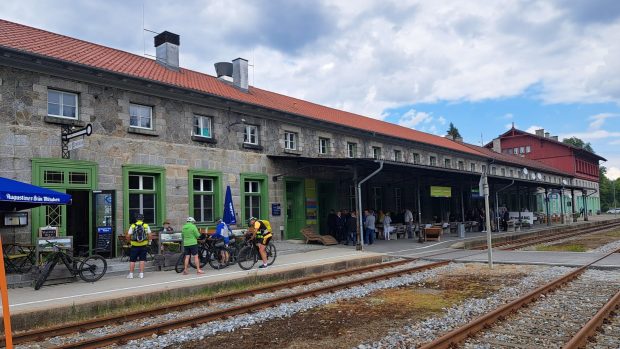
[356,161,383,251]
[0,236,14,348]
[482,173,493,269]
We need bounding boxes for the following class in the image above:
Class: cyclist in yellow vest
[126,213,151,279]
[247,217,273,269]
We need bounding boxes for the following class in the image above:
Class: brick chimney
[154,31,180,70]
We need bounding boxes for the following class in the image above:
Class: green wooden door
[285,179,305,239]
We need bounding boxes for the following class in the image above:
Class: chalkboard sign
[39,226,58,238]
[96,227,113,252]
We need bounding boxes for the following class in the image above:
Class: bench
[424,227,442,241]
[301,227,338,245]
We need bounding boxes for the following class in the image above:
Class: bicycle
[34,240,107,290]
[237,236,277,270]
[174,237,225,273]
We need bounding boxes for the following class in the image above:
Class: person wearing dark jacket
[335,210,345,242]
[327,209,337,237]
[346,210,358,245]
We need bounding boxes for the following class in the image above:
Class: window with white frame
[193,115,212,138]
[510,169,514,177]
[519,146,525,154]
[413,153,420,164]
[193,177,214,222]
[129,103,152,129]
[501,168,506,176]
[128,174,157,224]
[430,156,437,166]
[244,180,261,218]
[372,187,383,210]
[394,187,402,212]
[458,161,464,170]
[482,165,487,173]
[372,146,382,159]
[319,138,330,154]
[244,125,259,145]
[470,163,476,172]
[349,185,356,211]
[513,148,518,155]
[347,142,357,158]
[491,167,497,175]
[526,145,531,153]
[48,89,78,119]
[284,131,297,150]
[394,150,402,162]
[445,158,452,168]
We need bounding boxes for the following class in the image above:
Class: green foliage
[562,136,595,153]
[447,122,462,139]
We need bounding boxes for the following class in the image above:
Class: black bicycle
[237,236,277,270]
[174,237,228,272]
[34,241,107,290]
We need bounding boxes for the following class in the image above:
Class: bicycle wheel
[34,259,57,290]
[237,246,256,270]
[266,243,277,266]
[78,255,107,282]
[189,247,209,269]
[175,253,186,273]
[209,247,229,270]
[227,244,240,265]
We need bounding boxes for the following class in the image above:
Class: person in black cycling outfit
[247,217,272,269]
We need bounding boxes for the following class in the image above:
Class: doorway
[285,179,305,239]
[66,189,90,255]
[318,182,337,235]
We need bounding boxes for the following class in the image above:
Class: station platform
[1,215,619,331]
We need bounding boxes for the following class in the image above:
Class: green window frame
[240,173,269,223]
[188,170,223,226]
[122,165,166,230]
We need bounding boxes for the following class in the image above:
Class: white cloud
[608,167,620,181]
[525,125,544,134]
[589,113,618,130]
[561,130,620,141]
[437,116,447,125]
[503,113,514,119]
[397,109,433,128]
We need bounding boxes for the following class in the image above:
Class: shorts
[129,245,148,262]
[184,245,199,256]
[256,233,273,246]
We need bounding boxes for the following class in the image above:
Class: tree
[447,122,461,140]
[562,136,595,153]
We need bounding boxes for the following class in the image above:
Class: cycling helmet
[247,216,257,224]
[135,213,144,221]
[186,217,196,223]
[215,217,222,223]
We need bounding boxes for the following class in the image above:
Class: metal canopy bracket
[61,123,93,159]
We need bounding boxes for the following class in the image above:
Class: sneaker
[258,264,268,269]
[126,273,134,279]
[138,273,144,279]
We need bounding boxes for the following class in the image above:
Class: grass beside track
[533,229,620,252]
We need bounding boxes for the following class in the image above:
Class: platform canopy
[0,177,72,211]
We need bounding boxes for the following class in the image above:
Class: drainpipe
[356,161,384,251]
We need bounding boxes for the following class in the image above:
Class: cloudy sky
[2,0,620,178]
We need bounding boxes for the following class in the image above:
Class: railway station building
[0,20,604,255]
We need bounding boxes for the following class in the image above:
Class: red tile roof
[460,142,572,176]
[0,19,487,158]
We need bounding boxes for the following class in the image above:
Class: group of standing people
[326,207,418,245]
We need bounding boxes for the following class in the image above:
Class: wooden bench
[301,227,338,245]
[424,227,442,241]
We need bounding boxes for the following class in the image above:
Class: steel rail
[1,259,414,346]
[470,222,620,251]
[50,260,450,349]
[418,247,620,349]
[562,289,620,349]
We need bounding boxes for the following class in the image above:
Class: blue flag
[223,185,237,225]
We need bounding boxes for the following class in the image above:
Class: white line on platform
[10,252,365,309]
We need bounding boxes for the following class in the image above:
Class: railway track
[419,247,620,349]
[472,221,620,251]
[5,258,454,348]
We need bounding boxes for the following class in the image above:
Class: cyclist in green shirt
[181,217,204,275]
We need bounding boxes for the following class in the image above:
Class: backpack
[132,222,147,242]
[258,220,272,233]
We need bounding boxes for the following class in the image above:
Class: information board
[96,226,113,252]
[38,226,58,238]
[430,186,452,198]
[271,203,281,216]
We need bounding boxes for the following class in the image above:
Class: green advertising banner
[430,186,452,198]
